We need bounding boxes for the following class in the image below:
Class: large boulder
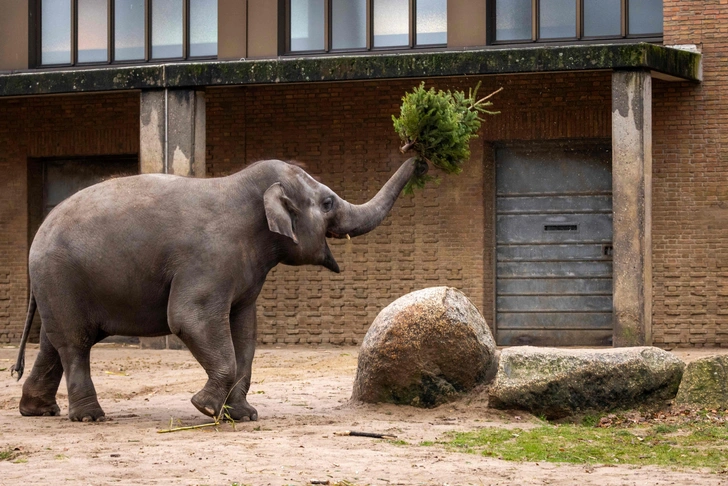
[488,346,685,419]
[675,355,728,409]
[351,287,496,407]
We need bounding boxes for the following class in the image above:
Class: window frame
[487,0,663,46]
[285,0,447,55]
[34,0,217,68]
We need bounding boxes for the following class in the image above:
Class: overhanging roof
[0,43,701,97]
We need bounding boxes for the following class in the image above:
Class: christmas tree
[393,82,501,194]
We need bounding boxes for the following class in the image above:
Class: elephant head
[262,157,420,273]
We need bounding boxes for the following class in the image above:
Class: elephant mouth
[322,242,340,273]
[326,231,349,239]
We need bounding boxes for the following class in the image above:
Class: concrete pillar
[140,89,206,177]
[139,88,206,350]
[611,70,652,347]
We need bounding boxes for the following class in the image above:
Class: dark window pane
[629,0,663,35]
[332,0,366,50]
[539,0,576,39]
[290,0,325,51]
[42,0,71,64]
[190,0,217,57]
[115,0,145,61]
[584,0,621,37]
[78,0,108,63]
[416,0,447,45]
[373,0,409,47]
[495,0,531,41]
[152,0,183,59]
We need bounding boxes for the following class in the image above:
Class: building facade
[0,1,723,348]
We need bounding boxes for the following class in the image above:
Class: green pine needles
[393,82,502,194]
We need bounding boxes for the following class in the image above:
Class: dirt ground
[1,345,727,486]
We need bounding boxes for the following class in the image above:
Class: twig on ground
[157,422,220,433]
[333,430,398,439]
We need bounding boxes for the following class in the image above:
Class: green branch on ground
[393,82,501,194]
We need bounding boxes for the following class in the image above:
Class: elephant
[11,156,421,422]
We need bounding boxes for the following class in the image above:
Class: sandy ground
[1,344,727,486]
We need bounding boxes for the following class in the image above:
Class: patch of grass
[0,448,15,461]
[653,424,679,434]
[387,439,409,446]
[581,414,603,427]
[439,422,728,471]
[419,440,435,446]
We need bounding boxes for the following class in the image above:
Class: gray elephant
[11,157,420,422]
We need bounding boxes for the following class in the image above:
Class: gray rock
[351,287,496,407]
[675,355,728,409]
[488,346,685,419]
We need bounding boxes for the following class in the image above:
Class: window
[492,0,663,44]
[38,0,218,66]
[287,0,447,54]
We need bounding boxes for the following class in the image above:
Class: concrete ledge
[0,43,701,98]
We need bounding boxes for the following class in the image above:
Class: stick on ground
[334,430,398,439]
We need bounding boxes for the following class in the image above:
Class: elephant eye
[322,197,334,213]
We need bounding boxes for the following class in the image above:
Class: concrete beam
[139,88,205,350]
[0,43,702,97]
[612,69,652,347]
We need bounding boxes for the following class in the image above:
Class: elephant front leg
[168,281,237,419]
[225,304,259,422]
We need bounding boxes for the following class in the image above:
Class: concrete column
[140,89,206,177]
[139,89,206,350]
[611,69,652,347]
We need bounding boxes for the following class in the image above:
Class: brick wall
[206,72,612,344]
[207,81,486,344]
[652,1,728,347]
[0,93,139,343]
[2,19,725,349]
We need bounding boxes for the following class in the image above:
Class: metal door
[495,143,613,346]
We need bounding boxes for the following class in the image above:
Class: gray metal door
[495,143,613,346]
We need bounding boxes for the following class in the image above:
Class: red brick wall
[207,80,487,344]
[3,25,725,349]
[206,72,612,344]
[651,2,728,347]
[0,93,139,343]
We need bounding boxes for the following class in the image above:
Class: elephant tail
[10,289,36,381]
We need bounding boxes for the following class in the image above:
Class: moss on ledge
[0,43,701,98]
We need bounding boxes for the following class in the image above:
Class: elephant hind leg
[19,328,63,417]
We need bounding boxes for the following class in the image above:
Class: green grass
[431,422,728,471]
[0,448,15,461]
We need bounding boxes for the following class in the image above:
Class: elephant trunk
[329,157,420,238]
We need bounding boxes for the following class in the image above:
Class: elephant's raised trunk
[328,158,419,238]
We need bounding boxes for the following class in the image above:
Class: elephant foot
[68,397,106,422]
[191,389,223,419]
[19,394,61,417]
[224,397,258,422]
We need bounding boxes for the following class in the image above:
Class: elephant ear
[264,182,299,244]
